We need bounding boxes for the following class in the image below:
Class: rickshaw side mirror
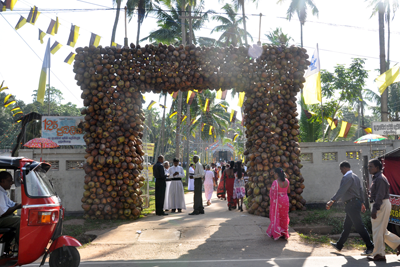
[14,170,21,187]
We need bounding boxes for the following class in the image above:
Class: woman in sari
[266,168,290,240]
[223,161,237,210]
[217,164,226,200]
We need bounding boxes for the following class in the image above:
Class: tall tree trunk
[387,7,390,69]
[160,94,167,155]
[241,1,248,46]
[379,2,388,121]
[111,0,121,45]
[136,13,141,46]
[300,22,303,48]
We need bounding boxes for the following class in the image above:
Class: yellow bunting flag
[142,95,146,101]
[363,127,372,134]
[159,104,167,109]
[204,99,209,112]
[186,90,193,104]
[219,103,228,112]
[220,90,227,100]
[209,126,213,135]
[181,115,187,123]
[147,100,156,110]
[230,110,237,122]
[38,29,46,44]
[13,111,23,116]
[169,111,177,118]
[15,16,27,30]
[238,92,245,107]
[5,0,18,10]
[89,33,101,47]
[4,100,16,108]
[10,107,21,112]
[111,42,121,48]
[303,44,322,104]
[27,6,40,25]
[338,121,352,138]
[216,89,222,99]
[46,17,60,35]
[233,133,239,142]
[0,2,5,11]
[37,39,50,104]
[4,94,12,104]
[0,81,8,92]
[64,52,75,65]
[191,118,197,125]
[50,41,62,55]
[326,117,337,130]
[171,91,179,100]
[375,65,400,95]
[67,25,80,47]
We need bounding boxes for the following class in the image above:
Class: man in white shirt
[0,171,22,252]
[163,161,171,212]
[189,155,204,215]
[164,158,186,213]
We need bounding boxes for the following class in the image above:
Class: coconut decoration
[73,43,309,220]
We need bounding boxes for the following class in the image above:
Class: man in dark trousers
[189,155,204,215]
[153,155,168,216]
[326,161,374,255]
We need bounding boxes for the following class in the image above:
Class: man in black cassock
[153,155,168,216]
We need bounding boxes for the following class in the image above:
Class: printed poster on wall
[41,116,85,146]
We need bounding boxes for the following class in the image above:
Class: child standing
[233,161,245,212]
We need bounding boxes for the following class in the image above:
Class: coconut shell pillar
[75,45,145,220]
[243,46,308,216]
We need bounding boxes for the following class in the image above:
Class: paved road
[24,256,400,267]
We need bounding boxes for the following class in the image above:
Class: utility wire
[0,13,81,103]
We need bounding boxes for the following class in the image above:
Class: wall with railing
[300,140,400,204]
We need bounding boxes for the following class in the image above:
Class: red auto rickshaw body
[0,157,81,266]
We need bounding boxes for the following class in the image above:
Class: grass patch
[299,233,330,244]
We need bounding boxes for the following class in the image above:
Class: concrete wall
[19,149,86,214]
[300,140,400,204]
[16,140,400,214]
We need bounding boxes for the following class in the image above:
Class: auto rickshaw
[0,156,81,266]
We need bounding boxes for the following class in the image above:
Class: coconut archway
[74,43,309,220]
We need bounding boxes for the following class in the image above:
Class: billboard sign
[372,122,400,136]
[42,116,85,146]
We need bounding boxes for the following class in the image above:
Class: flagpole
[47,53,50,116]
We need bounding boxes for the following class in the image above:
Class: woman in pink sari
[266,168,290,240]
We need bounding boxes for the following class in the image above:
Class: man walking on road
[189,155,204,215]
[367,159,400,262]
[326,161,374,255]
[153,155,168,216]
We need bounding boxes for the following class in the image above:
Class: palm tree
[126,0,160,46]
[277,0,319,47]
[140,2,212,44]
[231,0,259,46]
[265,27,294,46]
[211,4,253,46]
[111,0,122,45]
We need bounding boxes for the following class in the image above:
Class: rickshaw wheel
[49,246,80,267]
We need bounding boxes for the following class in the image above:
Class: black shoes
[199,210,204,214]
[240,205,243,212]
[189,212,199,215]
[171,209,176,213]
[178,209,182,213]
[330,242,341,252]
[157,212,169,216]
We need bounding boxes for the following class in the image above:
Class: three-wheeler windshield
[25,164,56,198]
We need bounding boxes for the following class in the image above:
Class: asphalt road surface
[24,255,400,267]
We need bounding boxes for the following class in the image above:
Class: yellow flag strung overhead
[0,81,8,92]
[338,121,352,138]
[187,90,193,104]
[89,33,101,47]
[326,117,337,130]
[204,99,209,112]
[230,110,237,122]
[10,107,21,112]
[4,100,16,108]
[191,118,197,125]
[50,41,62,55]
[375,65,400,95]
[147,100,156,110]
[181,115,187,123]
[15,16,27,30]
[142,95,146,101]
[67,25,80,47]
[4,94,12,104]
[169,111,177,118]
[39,29,46,44]
[13,111,23,116]
[27,6,40,25]
[209,126,213,135]
[216,89,222,99]
[233,133,239,142]
[238,92,245,107]
[5,0,18,10]
[64,52,75,65]
[46,17,60,35]
[159,104,167,109]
